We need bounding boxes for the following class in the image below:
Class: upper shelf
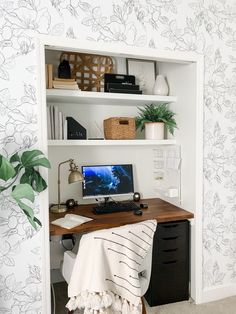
[46,89,177,106]
[48,139,177,146]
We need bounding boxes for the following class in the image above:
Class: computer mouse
[134,209,143,216]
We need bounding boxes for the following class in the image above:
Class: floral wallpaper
[0,0,235,312]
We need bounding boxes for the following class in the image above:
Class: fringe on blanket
[66,291,142,314]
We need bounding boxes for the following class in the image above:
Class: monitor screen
[82,164,134,199]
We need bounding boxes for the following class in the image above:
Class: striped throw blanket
[67,220,157,314]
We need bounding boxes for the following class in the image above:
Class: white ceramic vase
[153,75,169,96]
[145,122,164,140]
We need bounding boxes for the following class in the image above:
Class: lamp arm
[57,159,73,208]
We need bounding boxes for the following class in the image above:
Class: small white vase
[153,75,169,96]
[145,122,164,140]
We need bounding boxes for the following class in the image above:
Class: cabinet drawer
[153,234,188,256]
[157,220,189,238]
[146,260,189,306]
[155,246,187,263]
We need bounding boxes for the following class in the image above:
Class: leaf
[82,17,94,26]
[0,155,16,181]
[20,168,47,192]
[0,186,7,192]
[0,67,9,80]
[9,152,20,163]
[34,216,42,227]
[79,2,91,11]
[20,168,33,185]
[31,170,47,192]
[21,150,51,169]
[11,183,34,203]
[11,184,39,230]
[3,256,15,266]
[50,23,64,36]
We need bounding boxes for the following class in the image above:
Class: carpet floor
[52,281,236,314]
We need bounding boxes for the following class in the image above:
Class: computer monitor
[82,164,134,199]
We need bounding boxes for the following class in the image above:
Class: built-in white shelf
[48,139,177,146]
[46,89,177,106]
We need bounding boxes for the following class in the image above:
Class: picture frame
[126,58,157,95]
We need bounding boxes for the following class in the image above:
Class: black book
[104,73,135,92]
[109,89,143,94]
[106,83,140,91]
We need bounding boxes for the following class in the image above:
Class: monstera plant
[0,149,51,230]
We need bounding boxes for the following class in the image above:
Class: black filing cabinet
[145,220,190,306]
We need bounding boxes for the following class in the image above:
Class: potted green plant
[135,103,177,139]
[0,149,51,230]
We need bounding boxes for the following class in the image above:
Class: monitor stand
[97,197,117,207]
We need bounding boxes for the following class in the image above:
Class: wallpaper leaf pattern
[0,0,236,311]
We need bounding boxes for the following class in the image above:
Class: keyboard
[92,201,140,214]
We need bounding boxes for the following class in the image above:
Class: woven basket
[104,117,135,140]
[60,52,114,92]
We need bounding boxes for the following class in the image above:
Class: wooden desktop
[49,198,194,236]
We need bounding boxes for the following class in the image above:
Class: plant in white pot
[135,104,177,140]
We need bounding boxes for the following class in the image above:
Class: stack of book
[45,64,53,89]
[47,105,67,140]
[52,78,80,90]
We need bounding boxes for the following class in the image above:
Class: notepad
[51,214,93,229]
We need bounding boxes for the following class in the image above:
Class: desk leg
[141,297,147,314]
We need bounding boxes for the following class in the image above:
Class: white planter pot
[153,75,169,96]
[145,122,164,140]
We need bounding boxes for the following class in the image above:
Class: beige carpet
[146,296,236,314]
[52,282,236,314]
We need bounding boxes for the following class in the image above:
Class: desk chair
[61,242,153,314]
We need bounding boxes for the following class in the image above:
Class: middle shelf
[48,139,177,146]
[46,89,177,106]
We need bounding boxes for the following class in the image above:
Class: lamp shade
[68,169,84,184]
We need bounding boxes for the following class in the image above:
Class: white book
[47,106,51,139]
[63,118,68,140]
[53,85,80,90]
[54,105,59,140]
[58,111,63,140]
[49,105,55,139]
[51,214,93,229]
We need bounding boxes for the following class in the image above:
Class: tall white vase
[153,75,169,96]
[145,122,164,140]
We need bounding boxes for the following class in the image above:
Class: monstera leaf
[21,150,51,168]
[0,149,50,230]
[0,155,16,181]
[11,184,40,229]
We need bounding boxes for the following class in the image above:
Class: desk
[49,198,194,236]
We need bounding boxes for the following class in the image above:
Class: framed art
[126,58,157,95]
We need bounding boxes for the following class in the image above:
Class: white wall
[0,1,236,312]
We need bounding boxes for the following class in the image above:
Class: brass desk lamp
[50,159,84,213]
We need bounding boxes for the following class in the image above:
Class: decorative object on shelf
[52,77,79,90]
[153,75,169,96]
[67,117,87,139]
[0,149,51,229]
[145,122,164,140]
[104,73,142,94]
[58,59,71,79]
[126,58,157,95]
[135,104,177,140]
[60,52,114,92]
[103,117,135,140]
[50,159,84,213]
[46,64,53,89]
[133,192,141,202]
